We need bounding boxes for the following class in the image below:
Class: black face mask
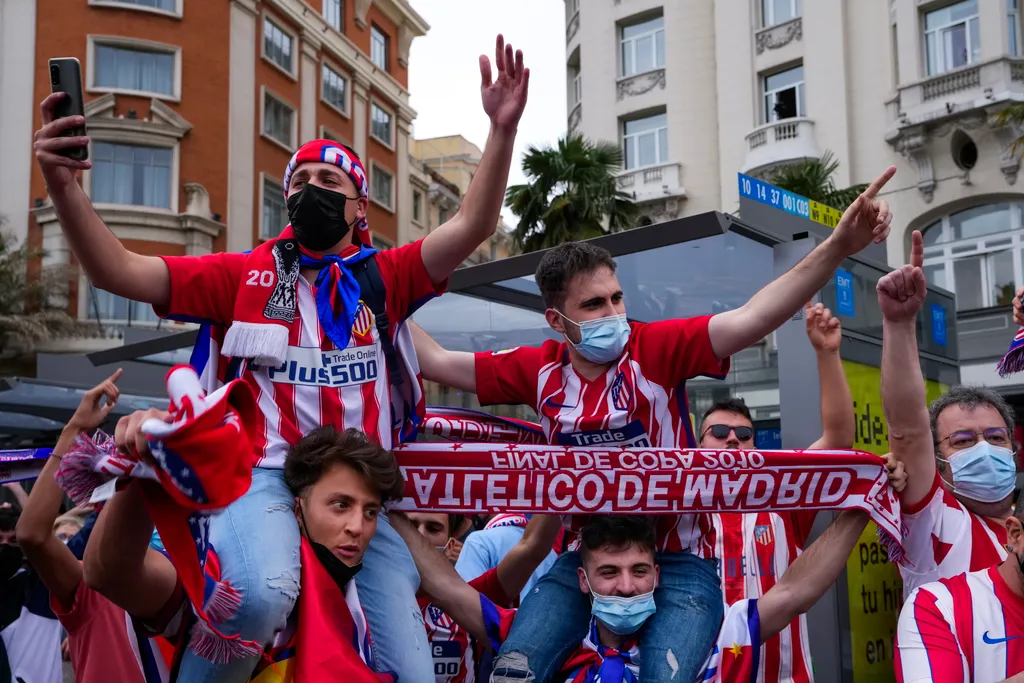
[298,506,362,593]
[0,544,24,582]
[286,184,357,252]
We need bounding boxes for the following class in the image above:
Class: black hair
[284,426,404,503]
[578,516,656,563]
[701,398,753,426]
[534,241,618,310]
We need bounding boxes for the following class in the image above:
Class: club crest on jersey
[753,524,773,547]
[611,371,633,412]
[352,301,374,339]
[427,604,453,630]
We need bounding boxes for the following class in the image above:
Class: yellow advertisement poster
[842,360,947,683]
[809,200,844,230]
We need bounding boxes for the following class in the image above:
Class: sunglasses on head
[703,424,754,441]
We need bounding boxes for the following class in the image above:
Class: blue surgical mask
[559,312,631,364]
[939,441,1017,503]
[584,572,656,635]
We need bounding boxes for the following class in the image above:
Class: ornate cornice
[755,18,802,55]
[616,69,666,101]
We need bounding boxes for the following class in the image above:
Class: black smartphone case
[48,58,88,161]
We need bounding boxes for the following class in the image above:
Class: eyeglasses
[702,424,754,442]
[938,427,1011,450]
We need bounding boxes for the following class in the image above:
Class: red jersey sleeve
[474,345,546,407]
[631,316,730,387]
[468,567,512,607]
[154,252,247,325]
[374,239,447,324]
[895,585,962,683]
[49,578,94,634]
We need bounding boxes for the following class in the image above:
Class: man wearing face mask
[392,511,873,683]
[413,158,897,682]
[33,34,530,683]
[880,230,1019,598]
[895,492,1024,682]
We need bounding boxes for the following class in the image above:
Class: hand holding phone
[46,58,88,161]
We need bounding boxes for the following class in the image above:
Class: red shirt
[157,240,443,463]
[474,317,729,552]
[50,579,160,683]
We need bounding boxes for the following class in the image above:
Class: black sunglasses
[703,424,754,441]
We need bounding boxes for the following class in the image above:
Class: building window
[572,71,582,106]
[371,165,394,209]
[324,0,343,32]
[1011,0,1021,56]
[91,142,172,208]
[95,0,177,12]
[94,43,175,96]
[263,16,294,74]
[262,176,286,239]
[567,0,580,19]
[892,23,900,88]
[86,283,159,324]
[762,0,801,28]
[321,64,348,113]
[922,203,1024,310]
[370,103,393,146]
[622,113,668,170]
[371,25,389,71]
[763,65,805,122]
[620,16,664,77]
[372,236,392,251]
[439,207,449,225]
[924,0,980,76]
[413,190,423,223]
[263,91,295,147]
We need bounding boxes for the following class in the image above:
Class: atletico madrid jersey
[702,512,817,683]
[156,239,444,466]
[899,472,1008,598]
[474,317,730,552]
[896,565,1024,682]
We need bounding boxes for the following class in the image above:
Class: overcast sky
[408,0,567,226]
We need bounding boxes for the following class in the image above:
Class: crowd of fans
[2,32,1022,683]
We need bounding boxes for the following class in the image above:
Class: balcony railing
[616,162,685,202]
[742,118,820,174]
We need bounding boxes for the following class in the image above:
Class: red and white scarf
[484,514,530,530]
[391,443,907,563]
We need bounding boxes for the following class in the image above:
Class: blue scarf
[298,245,377,352]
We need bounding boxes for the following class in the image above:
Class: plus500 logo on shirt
[555,419,651,448]
[266,345,380,387]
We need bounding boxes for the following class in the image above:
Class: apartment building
[0,0,427,348]
[566,0,1024,410]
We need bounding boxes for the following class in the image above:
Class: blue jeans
[494,550,723,682]
[176,471,432,683]
[356,513,434,683]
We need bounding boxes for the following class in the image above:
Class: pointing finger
[863,166,897,200]
[910,230,924,269]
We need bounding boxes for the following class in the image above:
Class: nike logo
[982,631,1020,645]
[544,398,575,410]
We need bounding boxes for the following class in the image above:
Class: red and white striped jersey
[158,240,441,466]
[475,317,730,552]
[895,565,1024,683]
[419,568,509,683]
[697,512,816,683]
[899,473,1008,598]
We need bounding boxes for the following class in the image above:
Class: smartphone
[48,57,88,161]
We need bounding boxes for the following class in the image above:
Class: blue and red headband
[283,140,370,244]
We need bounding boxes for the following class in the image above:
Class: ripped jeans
[493,550,723,682]
[176,469,432,683]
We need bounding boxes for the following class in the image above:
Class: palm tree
[0,219,81,357]
[505,135,636,253]
[994,104,1024,158]
[766,151,867,211]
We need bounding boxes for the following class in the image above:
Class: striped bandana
[283,139,370,246]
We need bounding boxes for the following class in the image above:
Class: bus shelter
[18,179,960,683]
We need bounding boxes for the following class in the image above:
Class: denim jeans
[177,469,301,683]
[356,513,434,683]
[494,550,723,682]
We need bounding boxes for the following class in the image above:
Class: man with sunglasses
[880,230,1018,598]
[695,302,860,683]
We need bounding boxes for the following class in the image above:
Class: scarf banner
[390,443,906,564]
[421,407,545,444]
[998,327,1024,377]
[0,449,52,484]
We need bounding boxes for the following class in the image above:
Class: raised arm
[410,322,477,392]
[877,231,933,508]
[707,168,895,359]
[494,515,561,600]
[803,303,855,450]
[34,93,169,305]
[420,35,528,284]
[83,410,179,623]
[16,371,121,607]
[390,512,490,644]
[757,510,869,640]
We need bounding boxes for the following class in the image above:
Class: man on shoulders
[34,35,529,683]
[879,231,1016,597]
